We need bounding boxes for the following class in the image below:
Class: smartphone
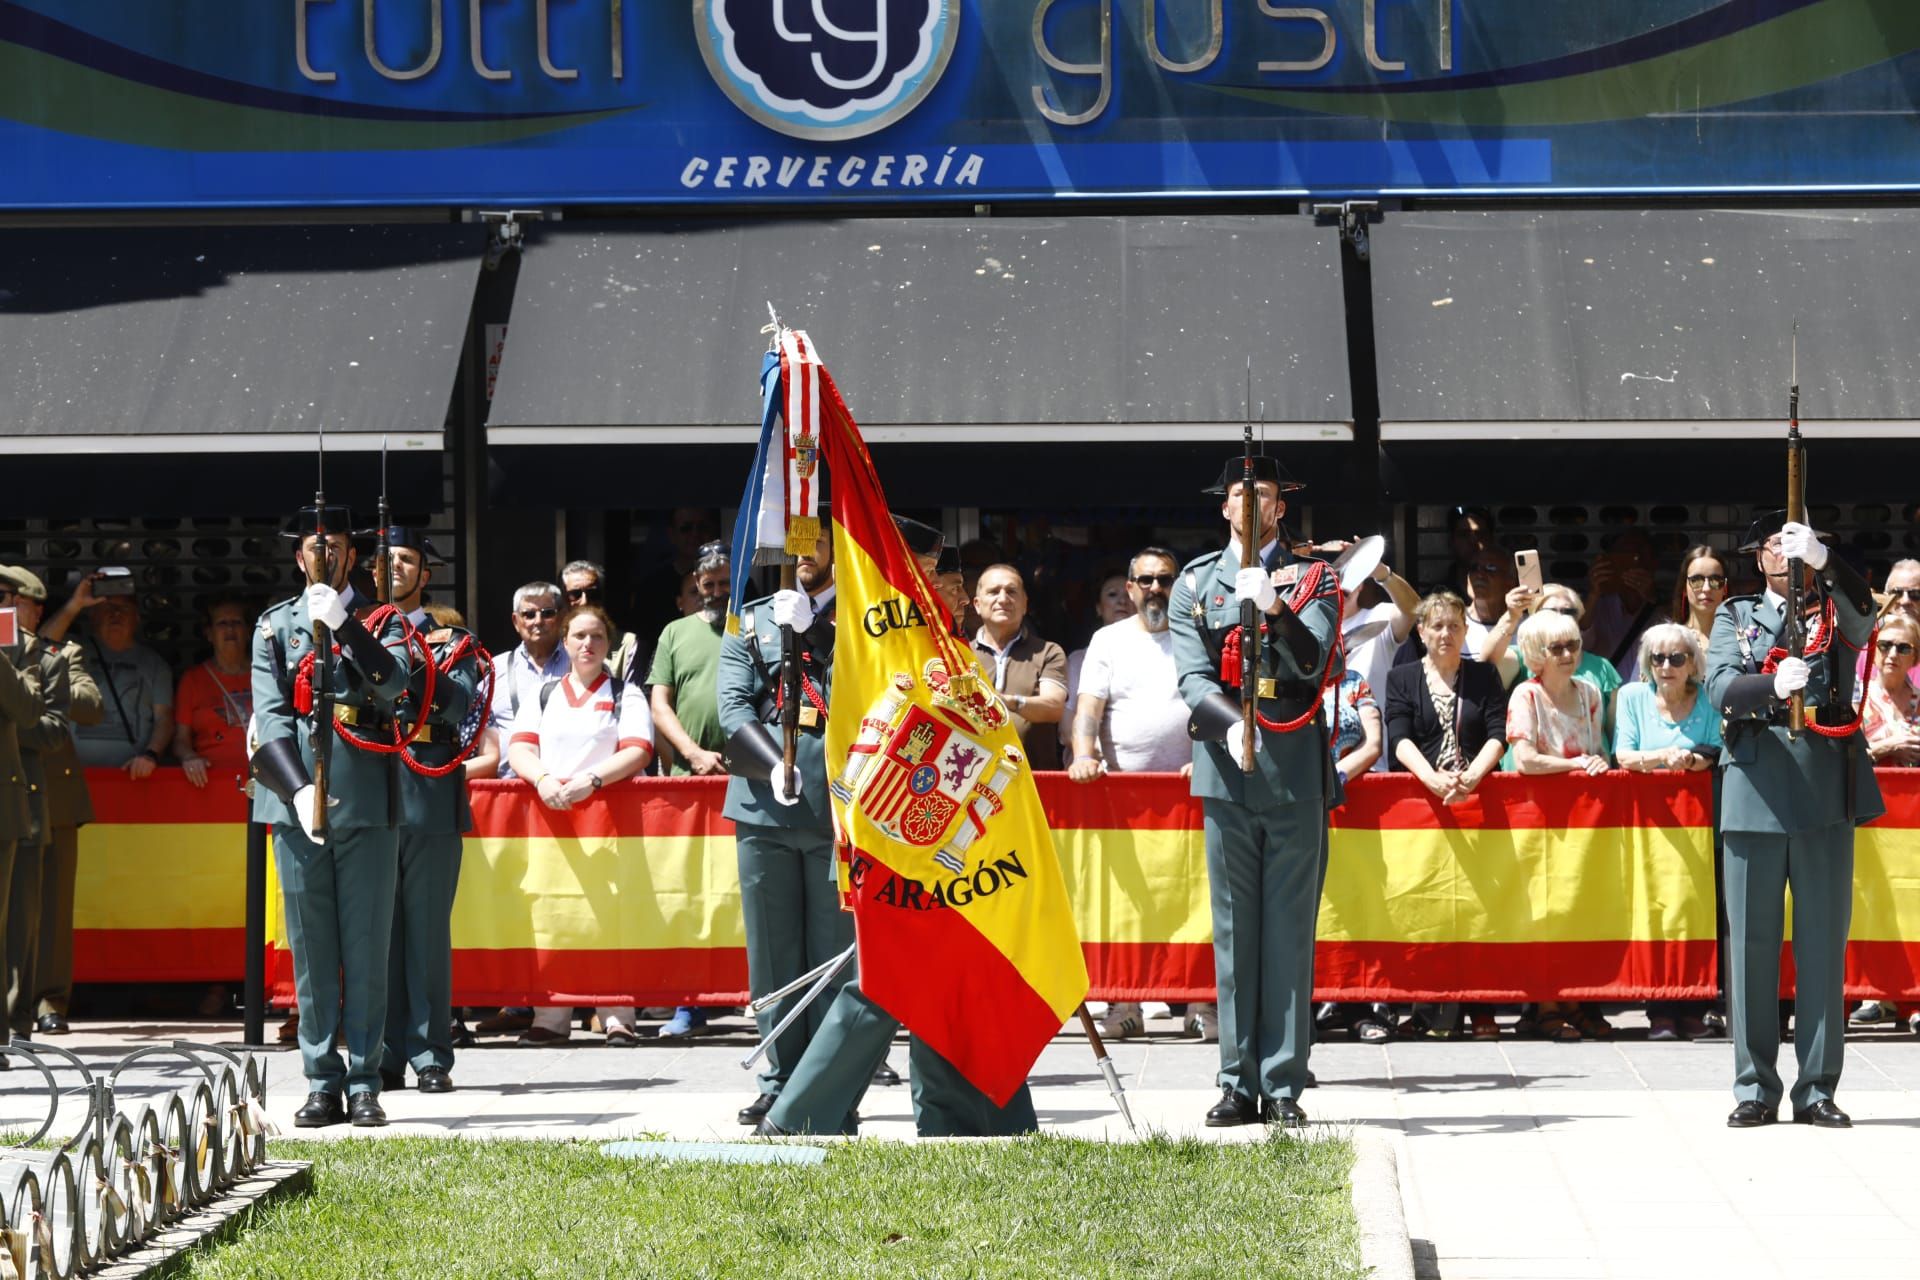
[0,607,15,648]
[1514,549,1544,596]
[94,566,135,597]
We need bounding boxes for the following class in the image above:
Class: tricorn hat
[892,515,944,558]
[279,505,356,541]
[1203,455,1303,496]
[1737,508,1832,553]
[362,525,445,563]
[934,545,961,576]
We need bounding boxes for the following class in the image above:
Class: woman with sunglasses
[1616,624,1721,1041]
[1509,609,1612,1041]
[1860,614,1920,767]
[1855,560,1920,700]
[1671,545,1731,656]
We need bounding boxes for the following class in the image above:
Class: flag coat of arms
[782,329,1087,1105]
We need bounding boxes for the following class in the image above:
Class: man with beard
[1068,547,1214,1041]
[718,527,846,1118]
[649,547,732,778]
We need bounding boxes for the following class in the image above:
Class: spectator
[1508,609,1611,1042]
[1059,570,1135,760]
[970,565,1068,769]
[561,559,644,684]
[1671,544,1731,654]
[1067,547,1211,1043]
[1859,613,1920,767]
[1385,591,1509,1041]
[1458,543,1524,682]
[0,567,98,1036]
[636,508,721,642]
[1516,585,1624,750]
[1585,529,1666,680]
[1615,623,1720,1042]
[173,594,255,786]
[71,591,172,775]
[674,571,703,619]
[932,546,968,636]
[649,546,730,778]
[1316,651,1392,1045]
[505,603,655,1045]
[488,582,568,781]
[1859,559,1920,696]
[1441,506,1496,596]
[1334,546,1419,769]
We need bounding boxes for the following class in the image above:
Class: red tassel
[1219,625,1243,686]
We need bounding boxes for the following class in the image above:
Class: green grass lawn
[177,1133,1364,1279]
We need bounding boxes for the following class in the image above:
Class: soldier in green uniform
[754,517,1037,1139]
[373,529,482,1096]
[1169,455,1341,1129]
[0,612,52,1056]
[1707,513,1881,1130]
[718,523,852,1126]
[0,576,73,1037]
[249,505,411,1128]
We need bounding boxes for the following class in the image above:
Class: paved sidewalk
[8,1011,1920,1279]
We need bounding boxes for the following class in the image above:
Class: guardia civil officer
[250,506,412,1128]
[1707,513,1881,1130]
[374,528,483,1096]
[719,521,852,1126]
[755,516,1038,1139]
[1169,456,1341,1129]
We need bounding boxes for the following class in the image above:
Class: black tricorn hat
[934,545,961,576]
[279,505,356,540]
[892,515,944,558]
[362,525,445,563]
[1737,508,1832,553]
[1203,455,1303,496]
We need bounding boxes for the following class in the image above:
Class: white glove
[290,784,336,843]
[771,589,814,633]
[1777,521,1829,571]
[1231,731,1259,773]
[304,582,348,630]
[771,765,802,807]
[1773,656,1811,699]
[1233,566,1277,613]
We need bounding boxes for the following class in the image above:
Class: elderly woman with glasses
[1616,624,1722,1041]
[1860,613,1920,767]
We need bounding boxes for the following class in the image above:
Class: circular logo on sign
[694,0,959,141]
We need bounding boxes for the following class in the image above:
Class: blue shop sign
[0,0,1914,209]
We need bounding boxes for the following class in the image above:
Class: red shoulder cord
[1758,598,1873,740]
[1215,560,1347,734]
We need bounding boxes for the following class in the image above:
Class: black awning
[1371,207,1920,439]
[485,214,1352,472]
[0,222,484,457]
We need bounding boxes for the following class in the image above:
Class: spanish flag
[791,329,1088,1105]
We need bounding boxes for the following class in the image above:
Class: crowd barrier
[74,768,1920,1005]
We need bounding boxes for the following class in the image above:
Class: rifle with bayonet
[1239,365,1258,774]
[1785,325,1806,741]
[308,424,334,838]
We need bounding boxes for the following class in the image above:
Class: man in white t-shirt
[1066,546,1216,1042]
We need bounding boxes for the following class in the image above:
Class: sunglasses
[1545,641,1581,658]
[565,586,601,601]
[1540,605,1579,617]
[517,607,558,620]
[1685,574,1728,589]
[1878,640,1916,656]
[697,540,729,558]
[1647,651,1691,668]
[1889,588,1920,602]
[1132,574,1175,589]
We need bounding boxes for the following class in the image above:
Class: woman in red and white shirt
[505,604,655,1045]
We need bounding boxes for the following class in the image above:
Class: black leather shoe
[349,1093,388,1127]
[872,1059,901,1086]
[34,1014,68,1036]
[738,1092,778,1125]
[1204,1088,1259,1128]
[417,1066,454,1094]
[294,1092,347,1128]
[1726,1100,1778,1128]
[754,1116,795,1137]
[1264,1097,1309,1128]
[1792,1099,1852,1128]
[380,1067,405,1092]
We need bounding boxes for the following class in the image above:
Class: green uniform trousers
[384,830,462,1075]
[33,825,76,1019]
[5,838,40,1034]
[737,822,853,1097]
[275,825,398,1095]
[1202,795,1325,1105]
[1725,822,1853,1111]
[763,977,1037,1137]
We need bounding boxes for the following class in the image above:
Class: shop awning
[485,214,1352,506]
[0,222,482,512]
[1371,207,1920,500]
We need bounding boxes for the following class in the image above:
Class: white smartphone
[1514,549,1544,597]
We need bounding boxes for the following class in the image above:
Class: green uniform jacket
[717,593,835,832]
[1705,554,1884,835]
[43,641,98,830]
[1170,548,1342,811]
[250,594,412,831]
[13,636,72,846]
[395,618,481,834]
[0,650,41,842]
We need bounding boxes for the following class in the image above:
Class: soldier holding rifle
[1170,452,1341,1129]
[249,501,412,1128]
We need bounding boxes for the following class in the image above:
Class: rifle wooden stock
[1239,437,1257,775]
[778,562,800,793]
[1786,405,1805,739]
[309,532,333,838]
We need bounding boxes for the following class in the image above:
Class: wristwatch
[588,772,604,791]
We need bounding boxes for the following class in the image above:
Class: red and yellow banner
[71,768,1920,1003]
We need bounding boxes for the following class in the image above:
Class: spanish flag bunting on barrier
[789,328,1089,1105]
